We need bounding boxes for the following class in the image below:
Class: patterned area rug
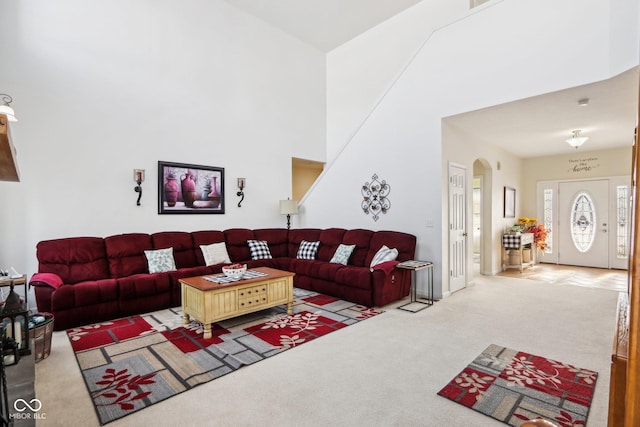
[437,344,598,427]
[67,288,382,425]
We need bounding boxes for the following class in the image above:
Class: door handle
[462,232,468,237]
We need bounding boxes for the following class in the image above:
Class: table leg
[183,313,190,324]
[286,301,293,315]
[203,323,212,339]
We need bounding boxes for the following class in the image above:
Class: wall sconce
[133,169,145,206]
[237,178,246,207]
[279,198,299,229]
[0,94,18,124]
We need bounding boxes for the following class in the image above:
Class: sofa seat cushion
[118,273,171,301]
[289,259,344,281]
[245,258,291,271]
[118,273,172,316]
[50,279,119,311]
[335,266,373,290]
[168,266,216,283]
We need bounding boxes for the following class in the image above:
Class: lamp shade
[279,199,298,215]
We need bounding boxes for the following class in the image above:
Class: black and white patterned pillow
[247,240,273,260]
[296,240,320,260]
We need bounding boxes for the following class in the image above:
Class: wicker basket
[28,313,54,363]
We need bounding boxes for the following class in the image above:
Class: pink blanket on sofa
[30,273,64,289]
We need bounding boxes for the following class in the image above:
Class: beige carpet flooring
[34,268,624,426]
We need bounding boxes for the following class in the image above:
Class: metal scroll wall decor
[361,174,391,221]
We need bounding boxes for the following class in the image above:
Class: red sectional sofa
[30,228,416,331]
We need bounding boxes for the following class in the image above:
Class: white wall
[0,0,326,276]
[326,0,469,163]
[309,0,639,298]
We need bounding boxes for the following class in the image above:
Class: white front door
[557,180,609,268]
[449,163,467,293]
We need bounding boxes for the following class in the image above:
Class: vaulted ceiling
[223,1,638,158]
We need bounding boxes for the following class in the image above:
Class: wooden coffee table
[179,267,295,339]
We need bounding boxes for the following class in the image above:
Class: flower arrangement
[516,217,549,251]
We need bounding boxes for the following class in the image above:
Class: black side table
[396,260,434,313]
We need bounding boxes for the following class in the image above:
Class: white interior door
[558,180,609,268]
[449,163,466,293]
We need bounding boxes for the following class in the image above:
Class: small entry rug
[67,288,382,425]
[437,344,598,427]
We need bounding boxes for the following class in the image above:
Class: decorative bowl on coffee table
[222,264,247,279]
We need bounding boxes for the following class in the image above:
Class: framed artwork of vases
[158,161,225,214]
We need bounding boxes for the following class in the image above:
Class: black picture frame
[504,186,515,218]
[158,161,225,214]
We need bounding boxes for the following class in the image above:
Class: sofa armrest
[370,260,399,275]
[29,272,64,289]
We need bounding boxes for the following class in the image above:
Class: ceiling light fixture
[566,130,588,149]
[0,94,18,122]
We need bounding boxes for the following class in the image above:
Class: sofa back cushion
[317,228,346,262]
[36,237,109,284]
[192,230,226,265]
[366,231,417,265]
[287,229,321,258]
[224,228,256,262]
[254,228,289,258]
[105,233,153,278]
[152,231,197,269]
[342,229,374,267]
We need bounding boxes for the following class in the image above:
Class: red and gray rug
[67,288,382,425]
[437,344,598,427]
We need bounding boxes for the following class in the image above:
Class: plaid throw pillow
[247,240,272,260]
[296,240,320,260]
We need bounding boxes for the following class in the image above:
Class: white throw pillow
[369,245,398,271]
[144,248,177,273]
[200,242,231,266]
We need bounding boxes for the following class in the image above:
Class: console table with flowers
[501,232,535,272]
